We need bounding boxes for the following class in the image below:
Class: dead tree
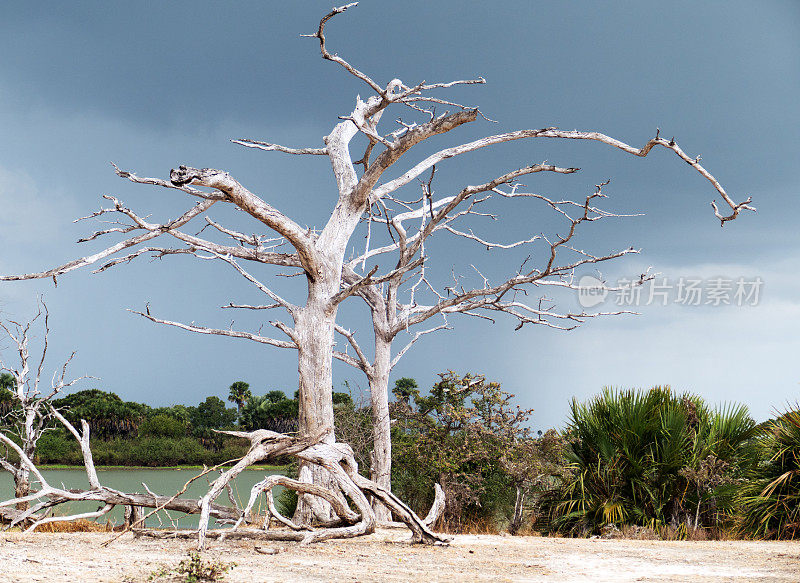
[0,408,248,531]
[334,178,650,520]
[0,302,87,511]
[0,4,752,538]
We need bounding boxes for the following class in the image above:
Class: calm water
[0,467,285,529]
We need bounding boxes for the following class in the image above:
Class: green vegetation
[389,372,529,531]
[149,551,236,582]
[543,387,756,536]
[737,406,800,539]
[0,386,348,468]
[227,381,253,417]
[357,378,800,540]
[0,372,17,416]
[3,372,800,540]
[53,389,150,438]
[1,388,250,467]
[239,390,298,432]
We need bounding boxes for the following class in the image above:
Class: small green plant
[149,551,235,582]
[275,485,298,518]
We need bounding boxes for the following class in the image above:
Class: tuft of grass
[149,551,235,582]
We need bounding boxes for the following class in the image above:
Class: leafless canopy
[0,302,90,515]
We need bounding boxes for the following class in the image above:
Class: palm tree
[737,406,800,539]
[544,387,755,535]
[227,381,253,418]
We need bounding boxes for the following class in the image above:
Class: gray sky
[1,1,798,429]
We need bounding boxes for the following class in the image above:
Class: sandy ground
[0,529,798,582]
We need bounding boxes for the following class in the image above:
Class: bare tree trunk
[694,487,702,533]
[124,505,145,528]
[294,281,338,523]
[14,470,30,512]
[510,485,525,535]
[368,335,393,522]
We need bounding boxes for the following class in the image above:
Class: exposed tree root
[1,419,450,548]
[194,429,450,548]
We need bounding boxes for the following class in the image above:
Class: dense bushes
[380,379,800,539]
[388,372,542,532]
[138,414,188,439]
[53,389,150,439]
[32,431,251,467]
[6,373,800,540]
[736,407,800,539]
[1,388,246,467]
[239,390,299,432]
[543,387,756,535]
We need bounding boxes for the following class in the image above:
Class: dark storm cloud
[0,1,798,426]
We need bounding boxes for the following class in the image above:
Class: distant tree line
[2,372,798,540]
[0,380,353,467]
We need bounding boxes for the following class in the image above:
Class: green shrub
[737,407,800,539]
[390,372,539,532]
[544,387,756,535]
[139,414,189,439]
[35,430,81,464]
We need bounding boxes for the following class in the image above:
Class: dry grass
[439,516,505,535]
[32,519,120,533]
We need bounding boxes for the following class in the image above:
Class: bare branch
[391,321,451,369]
[334,325,371,373]
[301,3,385,96]
[113,163,227,201]
[129,309,297,350]
[0,200,215,282]
[441,225,541,250]
[331,265,379,306]
[231,138,327,156]
[168,166,316,266]
[370,128,752,222]
[201,250,297,314]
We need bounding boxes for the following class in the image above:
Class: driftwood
[0,413,244,532]
[0,506,31,524]
[0,412,449,548]
[193,429,449,547]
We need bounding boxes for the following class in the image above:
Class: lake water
[0,467,285,529]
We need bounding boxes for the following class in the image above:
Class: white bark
[367,334,393,522]
[0,304,88,512]
[0,3,751,545]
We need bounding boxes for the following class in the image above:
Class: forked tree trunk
[0,2,749,548]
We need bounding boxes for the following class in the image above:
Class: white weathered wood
[0,305,89,511]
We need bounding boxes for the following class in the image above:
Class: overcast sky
[1,1,798,429]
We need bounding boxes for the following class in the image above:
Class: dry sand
[0,529,798,582]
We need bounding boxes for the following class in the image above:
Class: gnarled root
[193,430,450,548]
